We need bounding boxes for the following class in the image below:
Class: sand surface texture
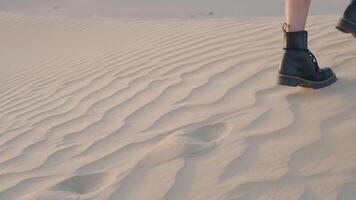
[0,0,349,17]
[1,14,356,200]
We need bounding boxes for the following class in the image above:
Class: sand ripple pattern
[0,15,356,200]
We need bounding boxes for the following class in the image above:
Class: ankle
[283,23,306,32]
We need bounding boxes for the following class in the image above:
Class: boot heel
[277,74,299,87]
[336,18,356,34]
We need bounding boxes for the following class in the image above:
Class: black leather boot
[336,0,356,37]
[278,24,337,89]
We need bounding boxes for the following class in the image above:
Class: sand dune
[1,14,356,200]
[0,0,349,18]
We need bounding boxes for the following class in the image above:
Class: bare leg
[285,0,311,32]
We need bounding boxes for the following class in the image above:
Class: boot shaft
[283,31,308,50]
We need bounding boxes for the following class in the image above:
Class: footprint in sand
[24,172,115,200]
[141,123,233,166]
[21,191,79,200]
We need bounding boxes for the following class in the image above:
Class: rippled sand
[0,14,356,200]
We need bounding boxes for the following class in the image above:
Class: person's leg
[277,0,337,89]
[285,0,311,32]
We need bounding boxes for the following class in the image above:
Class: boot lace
[305,49,320,72]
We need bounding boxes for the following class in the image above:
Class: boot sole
[277,74,337,89]
[336,18,356,38]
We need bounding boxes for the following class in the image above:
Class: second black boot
[278,26,337,89]
[336,0,356,37]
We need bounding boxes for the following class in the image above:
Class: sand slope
[0,0,349,18]
[1,14,356,200]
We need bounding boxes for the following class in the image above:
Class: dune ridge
[1,14,356,200]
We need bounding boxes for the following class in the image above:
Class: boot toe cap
[319,67,335,80]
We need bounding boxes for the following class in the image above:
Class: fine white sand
[1,13,356,200]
